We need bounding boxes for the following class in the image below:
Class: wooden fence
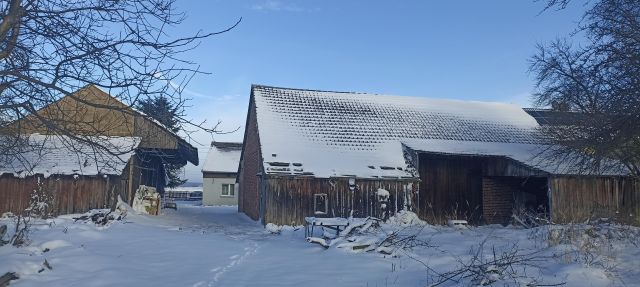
[0,174,125,216]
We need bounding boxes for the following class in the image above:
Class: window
[314,193,328,215]
[222,184,235,197]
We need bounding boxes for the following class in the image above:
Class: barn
[237,85,639,226]
[0,85,199,216]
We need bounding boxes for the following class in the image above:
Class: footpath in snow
[0,203,639,286]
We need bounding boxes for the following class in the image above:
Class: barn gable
[8,85,198,165]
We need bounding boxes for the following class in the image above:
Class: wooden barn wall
[417,153,549,224]
[8,85,136,137]
[134,116,178,150]
[417,154,484,223]
[238,99,262,220]
[0,174,124,216]
[550,176,640,225]
[6,85,179,151]
[263,177,418,226]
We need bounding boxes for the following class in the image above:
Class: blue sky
[173,0,586,182]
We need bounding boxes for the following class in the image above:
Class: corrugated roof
[202,142,242,173]
[251,85,548,178]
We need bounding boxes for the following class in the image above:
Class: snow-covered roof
[0,134,140,178]
[402,139,552,174]
[252,85,546,178]
[402,139,627,176]
[202,142,242,173]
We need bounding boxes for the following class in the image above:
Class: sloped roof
[8,85,198,165]
[251,85,546,178]
[0,134,139,177]
[523,108,589,126]
[202,142,242,173]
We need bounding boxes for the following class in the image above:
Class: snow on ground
[1,204,639,287]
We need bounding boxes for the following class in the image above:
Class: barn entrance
[481,176,548,225]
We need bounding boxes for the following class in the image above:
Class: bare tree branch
[0,0,240,171]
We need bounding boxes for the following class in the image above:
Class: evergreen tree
[137,96,187,187]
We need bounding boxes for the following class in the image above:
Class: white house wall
[203,176,238,206]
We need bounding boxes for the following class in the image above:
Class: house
[0,85,198,215]
[202,142,242,206]
[237,85,639,226]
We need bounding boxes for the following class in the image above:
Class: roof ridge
[252,84,526,106]
[252,84,368,96]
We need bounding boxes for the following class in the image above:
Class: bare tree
[0,0,240,162]
[530,0,640,175]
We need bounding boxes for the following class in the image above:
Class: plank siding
[10,85,136,137]
[8,85,182,151]
[0,152,166,216]
[417,153,552,224]
[550,176,640,225]
[263,177,418,226]
[0,174,123,216]
[417,154,484,223]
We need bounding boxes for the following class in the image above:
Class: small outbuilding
[202,142,242,206]
[237,85,639,226]
[0,85,199,215]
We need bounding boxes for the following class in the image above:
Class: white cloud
[507,92,535,107]
[251,1,311,12]
[181,88,214,99]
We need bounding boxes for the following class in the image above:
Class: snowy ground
[1,203,639,287]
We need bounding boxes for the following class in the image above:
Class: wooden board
[263,176,418,226]
[550,176,640,225]
[7,85,179,150]
[0,174,124,216]
[417,154,484,224]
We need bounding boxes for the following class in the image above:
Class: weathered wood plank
[550,176,640,225]
[0,174,123,216]
[262,176,418,226]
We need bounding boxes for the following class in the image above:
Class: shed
[237,85,639,226]
[202,142,242,206]
[0,134,139,215]
[1,85,198,215]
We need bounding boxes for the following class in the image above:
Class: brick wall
[238,99,262,220]
[482,177,517,225]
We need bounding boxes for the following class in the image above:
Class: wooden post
[128,156,135,205]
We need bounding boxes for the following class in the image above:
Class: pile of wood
[72,210,123,226]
